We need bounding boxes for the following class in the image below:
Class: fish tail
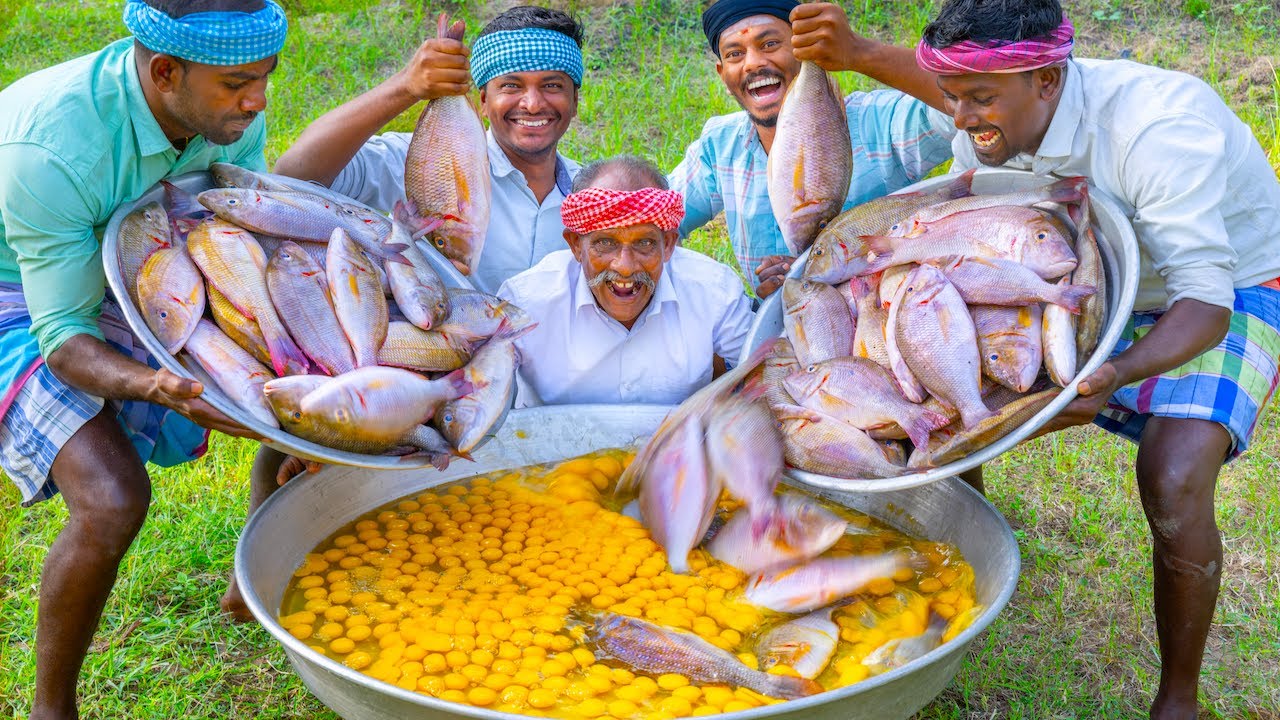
[902,414,937,453]
[490,316,538,342]
[1055,284,1097,314]
[858,236,897,275]
[942,169,976,200]
[438,367,476,400]
[1047,176,1088,204]
[958,403,996,430]
[747,672,823,700]
[260,319,308,377]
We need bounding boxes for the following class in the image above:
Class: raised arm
[790,2,947,113]
[273,34,472,186]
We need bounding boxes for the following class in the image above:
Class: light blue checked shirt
[670,89,954,287]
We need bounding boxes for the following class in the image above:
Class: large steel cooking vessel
[237,404,1020,720]
[100,171,491,469]
[744,168,1140,492]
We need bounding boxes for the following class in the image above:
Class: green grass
[2,0,1279,718]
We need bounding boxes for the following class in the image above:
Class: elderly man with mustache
[498,156,755,406]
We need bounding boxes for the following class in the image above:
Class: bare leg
[220,444,287,622]
[1135,417,1229,720]
[30,411,152,720]
[958,465,985,496]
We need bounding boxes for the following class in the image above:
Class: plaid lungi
[0,283,210,506]
[1093,285,1280,460]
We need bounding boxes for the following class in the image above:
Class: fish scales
[326,228,388,368]
[938,255,1094,310]
[207,284,272,367]
[775,403,905,479]
[267,241,356,375]
[183,319,277,428]
[782,279,853,367]
[434,323,531,453]
[378,321,473,373]
[136,244,205,354]
[118,201,172,307]
[639,415,719,574]
[971,304,1043,393]
[706,493,846,575]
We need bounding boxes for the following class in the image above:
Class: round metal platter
[100,170,511,469]
[741,167,1140,493]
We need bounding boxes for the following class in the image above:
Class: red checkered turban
[560,187,686,234]
[916,14,1074,75]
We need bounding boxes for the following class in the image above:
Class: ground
[1,1,1278,718]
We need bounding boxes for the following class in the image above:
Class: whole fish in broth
[639,414,718,574]
[586,612,821,699]
[705,397,782,523]
[744,553,909,613]
[782,278,853,367]
[971,304,1043,393]
[401,15,492,273]
[862,612,949,674]
[767,61,853,255]
[894,264,993,429]
[755,606,840,679]
[706,493,846,574]
[136,245,205,353]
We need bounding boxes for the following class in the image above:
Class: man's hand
[1033,362,1124,438]
[755,255,795,298]
[146,369,262,440]
[396,34,471,102]
[276,455,324,486]
[790,3,863,73]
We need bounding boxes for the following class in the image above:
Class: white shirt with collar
[330,129,579,293]
[497,247,756,407]
[948,58,1280,312]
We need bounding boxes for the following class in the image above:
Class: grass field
[2,0,1279,718]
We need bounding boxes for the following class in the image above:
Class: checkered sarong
[1093,285,1280,460]
[0,283,209,506]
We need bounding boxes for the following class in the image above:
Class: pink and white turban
[916,14,1074,75]
[560,188,685,234]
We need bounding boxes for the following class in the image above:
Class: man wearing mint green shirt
[670,1,955,298]
[0,1,288,716]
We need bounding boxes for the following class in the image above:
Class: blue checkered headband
[123,0,287,66]
[470,28,584,89]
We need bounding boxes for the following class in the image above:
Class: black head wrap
[702,0,801,56]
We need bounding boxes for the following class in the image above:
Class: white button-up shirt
[497,248,755,406]
[948,59,1280,312]
[330,129,579,293]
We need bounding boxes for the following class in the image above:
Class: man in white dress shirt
[914,1,1280,717]
[499,156,755,406]
[274,6,582,292]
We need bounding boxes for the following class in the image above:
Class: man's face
[164,55,277,146]
[480,71,578,162]
[567,223,678,328]
[714,15,801,128]
[937,67,1063,166]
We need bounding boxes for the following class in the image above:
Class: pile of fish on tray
[610,348,945,690]
[764,170,1107,479]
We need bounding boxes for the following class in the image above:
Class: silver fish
[117,201,172,306]
[438,288,532,345]
[908,388,1060,468]
[783,357,951,450]
[889,176,1088,236]
[782,278,853,367]
[587,612,821,699]
[894,264,993,429]
[266,241,356,376]
[160,181,212,243]
[326,228,388,368]
[971,304,1043,393]
[182,319,277,428]
[883,269,927,402]
[774,403,906,479]
[384,217,450,331]
[835,274,876,322]
[434,322,531,453]
[639,414,718,574]
[295,366,471,448]
[755,606,840,679]
[768,61,853,255]
[706,493,846,575]
[861,206,1078,280]
[763,338,801,411]
[207,284,272,367]
[1069,198,1106,361]
[187,218,309,376]
[378,321,473,373]
[136,245,204,354]
[937,255,1094,310]
[1043,278,1078,387]
[862,612,949,674]
[706,397,782,519]
[878,263,913,309]
[744,553,908,613]
[852,287,890,368]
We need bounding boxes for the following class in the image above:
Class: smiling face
[936,65,1064,166]
[567,223,678,329]
[156,54,277,146]
[714,15,801,128]
[480,70,578,163]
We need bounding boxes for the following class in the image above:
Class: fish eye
[227,198,238,205]
[806,364,817,372]
[817,220,828,229]
[1037,232,1048,240]
[433,237,446,248]
[158,310,168,318]
[442,413,454,423]
[989,353,999,361]
[290,411,302,420]
[814,247,824,256]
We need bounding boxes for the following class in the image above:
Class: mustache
[588,269,656,291]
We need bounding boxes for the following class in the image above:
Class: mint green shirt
[0,38,267,359]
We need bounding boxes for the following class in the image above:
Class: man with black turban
[670,0,955,298]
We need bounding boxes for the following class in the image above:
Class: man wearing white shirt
[499,156,755,406]
[914,1,1280,717]
[274,6,582,292]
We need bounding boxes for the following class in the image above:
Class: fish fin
[761,674,823,700]
[858,236,897,275]
[942,169,976,200]
[901,414,937,453]
[1047,176,1088,204]
[439,367,476,400]
[1055,284,1096,314]
[453,158,472,208]
[490,317,538,343]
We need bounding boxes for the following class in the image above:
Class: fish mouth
[743,71,785,104]
[967,128,1002,151]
